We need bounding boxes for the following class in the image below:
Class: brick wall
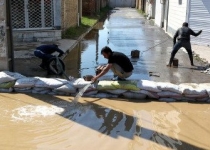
[61,0,78,31]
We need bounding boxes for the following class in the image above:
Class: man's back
[108,51,133,72]
[36,45,59,54]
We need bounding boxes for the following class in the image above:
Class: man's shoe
[166,64,171,67]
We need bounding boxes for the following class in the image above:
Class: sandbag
[14,77,38,88]
[137,80,161,93]
[179,83,207,96]
[175,97,196,102]
[132,90,159,99]
[2,71,25,80]
[106,89,127,95]
[184,94,208,98]
[32,89,52,94]
[159,98,176,102]
[53,83,76,94]
[32,87,50,92]
[14,87,32,93]
[122,92,147,99]
[34,77,68,88]
[199,83,210,97]
[72,78,92,88]
[0,81,15,89]
[97,80,139,91]
[83,90,98,97]
[0,87,13,93]
[156,82,181,94]
[92,93,118,98]
[0,72,16,84]
[196,97,209,102]
[157,91,182,98]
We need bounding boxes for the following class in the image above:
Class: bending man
[92,46,133,82]
[34,44,64,69]
[167,22,202,67]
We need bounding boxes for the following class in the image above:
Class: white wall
[167,0,188,36]
[155,0,162,27]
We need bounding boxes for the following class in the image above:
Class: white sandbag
[175,97,196,102]
[184,94,208,98]
[196,97,209,102]
[83,90,98,96]
[106,89,127,95]
[72,78,92,88]
[133,90,159,99]
[32,87,50,92]
[0,87,13,93]
[53,83,76,94]
[32,89,51,94]
[156,82,181,94]
[157,91,182,98]
[0,72,16,84]
[34,77,68,88]
[137,80,161,93]
[159,98,176,102]
[14,77,38,88]
[179,83,207,96]
[2,71,25,79]
[199,83,210,97]
[122,92,147,99]
[93,93,118,98]
[14,88,32,93]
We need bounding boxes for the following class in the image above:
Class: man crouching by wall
[92,46,133,82]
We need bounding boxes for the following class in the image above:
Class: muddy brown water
[0,93,210,150]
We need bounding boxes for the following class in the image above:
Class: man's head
[101,46,113,59]
[182,22,188,27]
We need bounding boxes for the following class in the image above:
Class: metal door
[11,0,54,30]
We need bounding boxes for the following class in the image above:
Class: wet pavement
[0,93,210,150]
[62,8,210,84]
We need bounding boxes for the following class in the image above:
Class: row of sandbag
[0,71,210,102]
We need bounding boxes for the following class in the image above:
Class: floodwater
[0,93,210,149]
[3,8,210,150]
[64,8,210,83]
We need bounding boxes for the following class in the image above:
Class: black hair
[101,46,113,54]
[182,22,188,27]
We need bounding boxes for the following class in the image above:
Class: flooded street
[64,8,210,83]
[0,93,210,149]
[2,8,210,150]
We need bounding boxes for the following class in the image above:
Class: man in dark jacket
[92,46,133,81]
[34,44,64,69]
[167,22,202,67]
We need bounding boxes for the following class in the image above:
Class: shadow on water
[23,93,206,149]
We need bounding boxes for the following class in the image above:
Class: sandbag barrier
[0,71,210,103]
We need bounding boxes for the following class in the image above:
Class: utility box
[131,50,140,58]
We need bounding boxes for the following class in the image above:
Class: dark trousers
[169,40,194,65]
[34,50,53,66]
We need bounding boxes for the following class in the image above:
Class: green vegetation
[63,6,111,39]
[137,9,147,18]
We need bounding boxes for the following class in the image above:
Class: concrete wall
[155,0,162,27]
[0,0,9,70]
[61,0,78,31]
[167,0,187,36]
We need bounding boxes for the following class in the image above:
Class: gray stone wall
[0,0,8,70]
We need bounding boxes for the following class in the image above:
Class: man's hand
[199,30,202,34]
[91,76,98,83]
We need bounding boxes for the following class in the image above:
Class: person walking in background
[34,44,64,69]
[167,22,202,67]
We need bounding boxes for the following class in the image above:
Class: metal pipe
[6,0,14,71]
